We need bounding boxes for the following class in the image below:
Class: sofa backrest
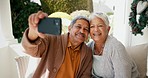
[126,43,148,78]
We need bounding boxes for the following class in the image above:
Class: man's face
[68,19,89,44]
[90,17,110,43]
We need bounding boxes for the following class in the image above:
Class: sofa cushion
[126,43,148,78]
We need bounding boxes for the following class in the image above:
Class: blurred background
[0,0,147,78]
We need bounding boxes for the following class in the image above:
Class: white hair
[89,12,109,26]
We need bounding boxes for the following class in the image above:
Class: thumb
[38,32,46,38]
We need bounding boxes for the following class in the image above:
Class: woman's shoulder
[106,36,125,48]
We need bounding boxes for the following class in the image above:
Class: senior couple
[22,11,139,78]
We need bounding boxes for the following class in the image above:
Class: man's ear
[68,25,71,31]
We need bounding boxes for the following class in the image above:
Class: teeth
[93,33,101,36]
[77,33,84,38]
[79,34,83,37]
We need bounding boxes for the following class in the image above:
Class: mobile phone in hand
[38,17,62,35]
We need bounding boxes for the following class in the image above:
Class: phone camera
[55,20,60,26]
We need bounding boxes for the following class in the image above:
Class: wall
[113,0,148,47]
[0,0,19,78]
[0,46,19,78]
[0,46,11,78]
[113,0,130,47]
[131,28,148,46]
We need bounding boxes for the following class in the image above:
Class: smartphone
[38,17,62,35]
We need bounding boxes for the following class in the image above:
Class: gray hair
[70,16,90,26]
[89,12,109,26]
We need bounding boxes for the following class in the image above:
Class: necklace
[94,45,104,56]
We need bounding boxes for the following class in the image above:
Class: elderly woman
[87,12,139,78]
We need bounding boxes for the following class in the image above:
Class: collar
[67,40,81,51]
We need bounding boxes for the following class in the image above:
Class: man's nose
[79,28,85,33]
[80,29,84,33]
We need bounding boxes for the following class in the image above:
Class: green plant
[10,0,41,42]
[11,0,93,42]
[40,0,92,14]
[129,0,148,35]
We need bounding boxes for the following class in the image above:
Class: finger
[34,11,43,24]
[36,11,44,18]
[34,11,45,24]
[37,11,48,19]
[28,14,36,27]
[43,13,48,17]
[31,14,38,27]
[34,16,39,24]
[34,13,40,25]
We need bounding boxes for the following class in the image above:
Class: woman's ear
[107,26,110,32]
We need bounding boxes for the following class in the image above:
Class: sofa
[15,43,148,78]
[126,43,148,78]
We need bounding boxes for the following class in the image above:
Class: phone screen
[38,17,62,35]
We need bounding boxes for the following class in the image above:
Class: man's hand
[28,11,48,41]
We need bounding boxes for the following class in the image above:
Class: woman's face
[90,16,110,43]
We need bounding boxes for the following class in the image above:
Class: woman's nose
[94,26,98,31]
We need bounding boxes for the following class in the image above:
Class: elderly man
[22,11,92,78]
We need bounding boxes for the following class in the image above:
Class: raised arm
[28,11,48,41]
[21,11,49,57]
